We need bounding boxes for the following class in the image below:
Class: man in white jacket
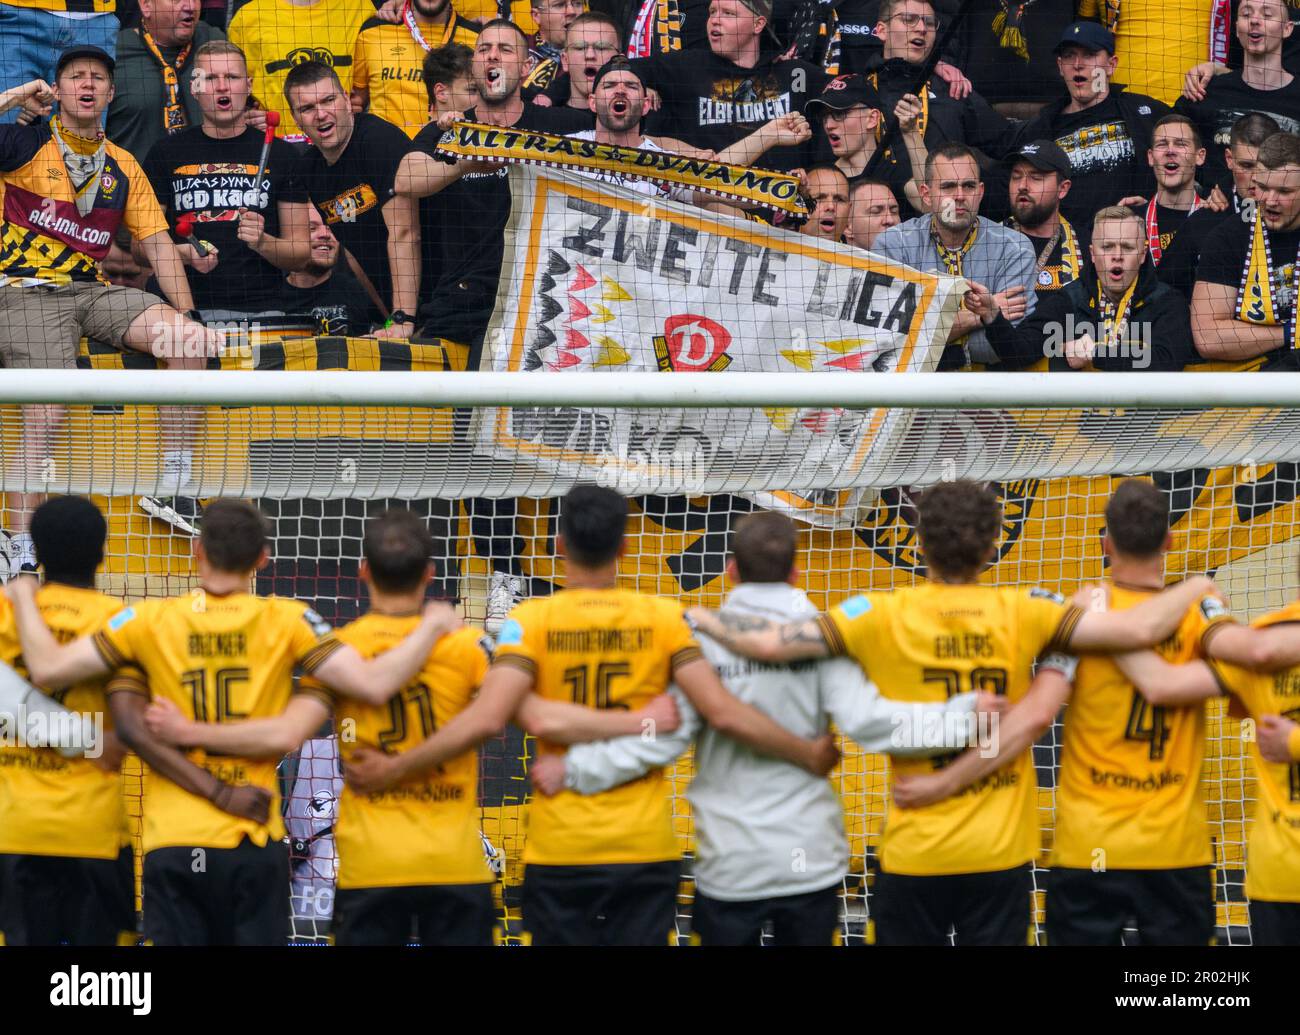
[530,510,1016,946]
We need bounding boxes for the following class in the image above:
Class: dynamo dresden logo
[652,314,732,372]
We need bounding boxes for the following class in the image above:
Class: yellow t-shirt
[96,593,341,853]
[452,0,535,32]
[1052,583,1231,871]
[1209,601,1300,902]
[308,616,493,889]
[0,584,126,860]
[493,588,702,866]
[229,0,376,138]
[818,584,1082,877]
[1079,0,1212,106]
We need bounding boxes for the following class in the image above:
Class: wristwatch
[388,310,414,325]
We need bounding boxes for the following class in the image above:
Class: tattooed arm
[684,608,833,663]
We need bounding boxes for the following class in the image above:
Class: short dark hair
[200,499,270,574]
[732,511,796,583]
[30,496,105,587]
[363,508,434,593]
[559,484,627,567]
[879,0,935,22]
[1256,131,1300,171]
[567,10,622,45]
[849,176,892,199]
[916,481,1001,579]
[477,17,530,49]
[423,42,474,108]
[1152,112,1201,150]
[924,142,980,183]
[1104,479,1169,559]
[1231,111,1282,150]
[283,60,343,108]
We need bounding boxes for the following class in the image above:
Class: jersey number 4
[1125,692,1172,760]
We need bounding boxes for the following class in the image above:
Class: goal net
[0,370,1291,946]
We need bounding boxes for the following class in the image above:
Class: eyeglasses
[565,42,619,54]
[538,0,585,11]
[889,12,939,30]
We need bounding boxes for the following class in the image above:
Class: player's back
[323,615,494,889]
[0,584,125,860]
[98,593,339,853]
[1053,582,1226,871]
[1209,602,1300,903]
[820,582,1081,876]
[496,587,699,866]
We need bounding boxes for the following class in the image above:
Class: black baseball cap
[806,75,883,115]
[1054,21,1115,55]
[55,45,115,78]
[1006,139,1072,177]
[591,55,646,93]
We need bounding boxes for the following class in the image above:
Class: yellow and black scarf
[49,115,107,217]
[1090,271,1140,359]
[992,1,1037,62]
[139,27,191,133]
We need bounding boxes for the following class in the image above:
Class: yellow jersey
[0,583,125,860]
[494,588,702,866]
[1209,601,1300,902]
[95,593,341,854]
[228,0,376,138]
[1052,583,1230,870]
[1079,0,1212,105]
[819,584,1083,876]
[307,615,493,889]
[352,13,481,137]
[452,0,535,32]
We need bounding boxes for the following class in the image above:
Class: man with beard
[805,74,925,216]
[844,178,899,250]
[351,0,481,138]
[1193,130,1300,369]
[971,206,1195,372]
[396,19,591,631]
[281,206,373,336]
[1127,115,1220,269]
[629,0,828,171]
[142,41,310,316]
[1159,112,1279,301]
[1180,0,1300,191]
[1010,22,1169,230]
[798,165,849,241]
[873,142,1037,369]
[1003,140,1084,295]
[287,61,419,338]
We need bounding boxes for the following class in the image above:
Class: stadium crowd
[2,0,1300,948]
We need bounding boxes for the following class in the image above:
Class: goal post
[2,369,1294,945]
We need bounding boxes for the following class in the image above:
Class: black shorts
[0,846,135,946]
[873,864,1034,946]
[142,837,289,946]
[522,860,680,947]
[691,883,841,946]
[1249,900,1300,946]
[1046,866,1215,946]
[333,882,496,946]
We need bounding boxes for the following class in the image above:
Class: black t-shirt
[279,264,373,336]
[1174,73,1300,191]
[1006,217,1090,293]
[631,49,828,170]
[295,113,412,317]
[1037,93,1166,229]
[1196,213,1300,292]
[143,126,308,312]
[844,152,918,220]
[1157,204,1239,300]
[413,103,591,353]
[1127,200,1199,265]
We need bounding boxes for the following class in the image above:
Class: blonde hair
[194,40,249,68]
[1092,205,1141,230]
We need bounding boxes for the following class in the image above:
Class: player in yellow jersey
[893,480,1233,945]
[0,496,133,945]
[687,480,1220,946]
[5,499,461,946]
[345,484,839,946]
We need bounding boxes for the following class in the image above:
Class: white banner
[477,166,966,524]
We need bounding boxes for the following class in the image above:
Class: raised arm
[393,150,470,199]
[684,607,832,663]
[1110,651,1222,706]
[109,687,270,823]
[311,602,459,705]
[673,655,837,775]
[144,694,330,759]
[715,113,811,167]
[892,663,1074,809]
[1065,576,1218,652]
[6,578,110,688]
